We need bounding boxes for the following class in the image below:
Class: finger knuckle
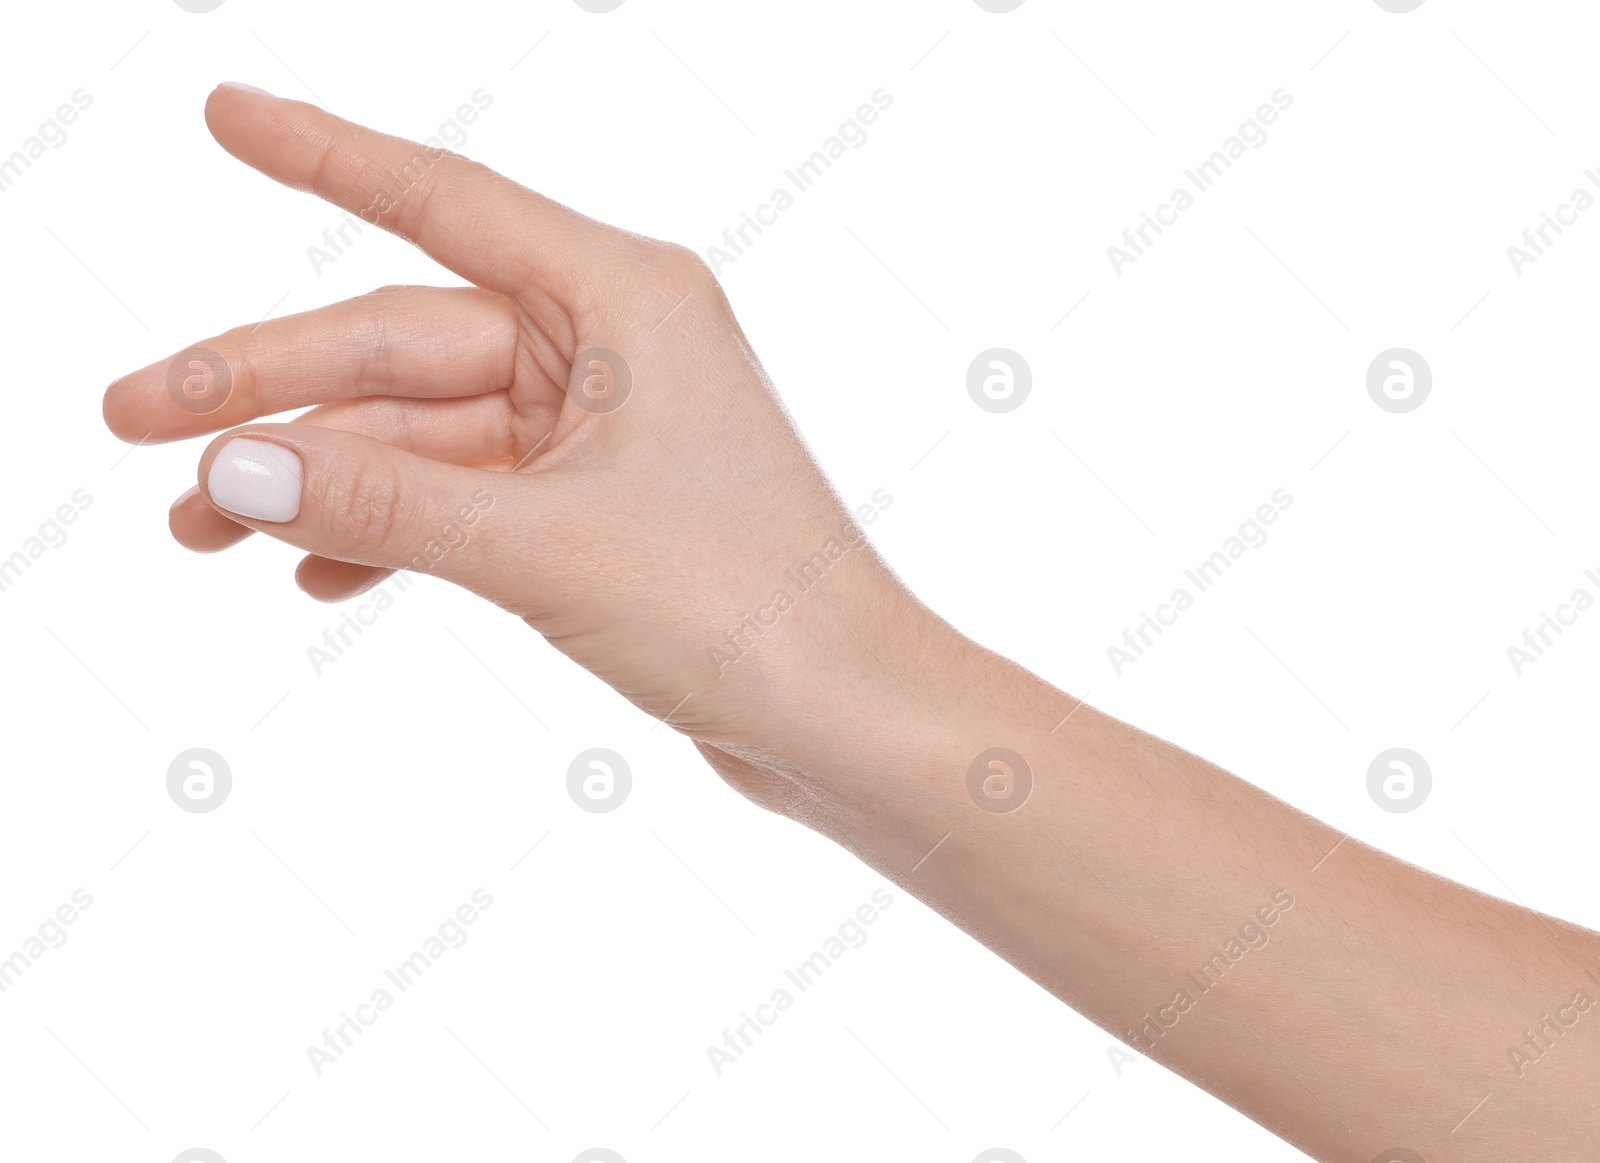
[390,153,447,242]
[307,132,345,212]
[657,242,716,287]
[625,239,712,289]
[203,330,254,414]
[334,458,407,555]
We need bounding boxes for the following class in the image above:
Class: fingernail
[207,438,302,522]
[170,485,201,513]
[218,81,273,97]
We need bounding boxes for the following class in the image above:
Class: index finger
[205,83,620,305]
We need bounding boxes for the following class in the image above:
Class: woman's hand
[102,84,938,809]
[100,86,1600,1162]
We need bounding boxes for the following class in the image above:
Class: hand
[102,84,934,808]
[100,86,1600,1163]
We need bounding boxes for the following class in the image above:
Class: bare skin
[103,84,1600,1160]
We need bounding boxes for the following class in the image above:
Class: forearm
[716,593,1600,1160]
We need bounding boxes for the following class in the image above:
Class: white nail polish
[207,438,302,522]
[219,81,273,97]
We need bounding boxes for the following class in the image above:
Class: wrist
[704,580,1063,841]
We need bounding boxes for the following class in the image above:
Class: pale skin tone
[103,85,1600,1160]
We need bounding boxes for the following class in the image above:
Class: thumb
[196,425,526,596]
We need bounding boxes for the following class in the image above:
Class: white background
[2,1,1597,1160]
